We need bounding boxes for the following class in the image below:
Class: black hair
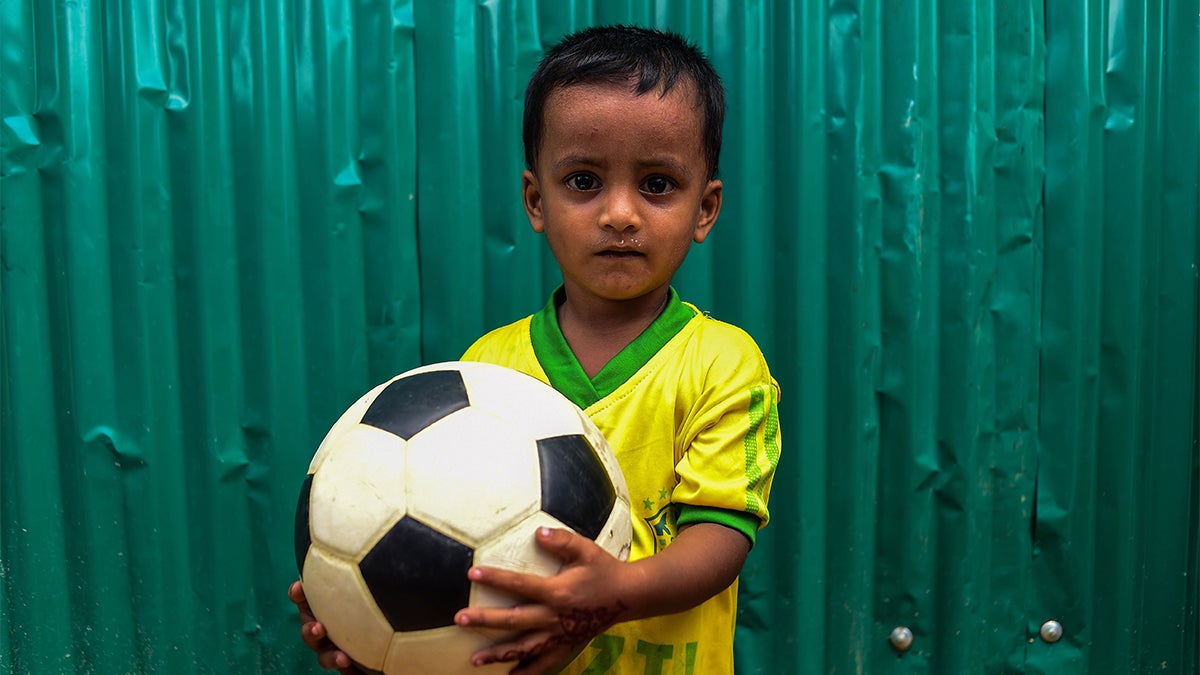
[523,25,725,179]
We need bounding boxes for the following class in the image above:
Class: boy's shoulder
[678,303,769,363]
[654,303,778,398]
[681,303,758,342]
[461,315,535,364]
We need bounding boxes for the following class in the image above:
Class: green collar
[530,287,696,410]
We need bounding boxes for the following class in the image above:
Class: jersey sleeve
[672,322,781,543]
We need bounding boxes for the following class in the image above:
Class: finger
[290,581,320,624]
[289,580,312,614]
[316,647,354,672]
[511,643,580,675]
[531,527,592,564]
[288,580,306,604]
[466,564,551,601]
[455,602,558,632]
[468,629,561,667]
[300,622,359,673]
[300,620,328,651]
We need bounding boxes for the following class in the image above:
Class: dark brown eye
[642,175,674,195]
[566,173,600,191]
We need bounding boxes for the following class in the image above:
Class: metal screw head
[889,626,914,652]
[1039,620,1063,643]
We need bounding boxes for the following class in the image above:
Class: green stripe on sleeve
[744,386,766,514]
[677,505,761,547]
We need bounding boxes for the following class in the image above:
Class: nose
[598,185,642,233]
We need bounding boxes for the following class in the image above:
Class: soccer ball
[294,361,633,674]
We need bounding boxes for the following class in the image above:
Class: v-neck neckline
[529,286,696,410]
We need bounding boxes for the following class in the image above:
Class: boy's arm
[454,521,751,674]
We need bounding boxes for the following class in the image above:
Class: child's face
[522,81,721,307]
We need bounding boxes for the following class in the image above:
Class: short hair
[523,25,725,180]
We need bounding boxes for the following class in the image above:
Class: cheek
[542,227,586,262]
[674,241,695,260]
[660,237,693,267]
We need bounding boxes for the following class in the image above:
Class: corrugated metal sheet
[1,1,1196,673]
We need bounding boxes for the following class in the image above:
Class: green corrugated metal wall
[1,1,1197,673]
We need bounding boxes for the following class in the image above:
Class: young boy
[291,25,781,674]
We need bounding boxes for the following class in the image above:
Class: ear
[522,169,545,233]
[693,179,722,244]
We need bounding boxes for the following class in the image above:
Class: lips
[596,240,644,258]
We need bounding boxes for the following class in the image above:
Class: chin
[571,276,667,303]
[603,287,665,303]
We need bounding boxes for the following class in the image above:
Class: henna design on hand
[492,601,629,664]
[559,601,627,644]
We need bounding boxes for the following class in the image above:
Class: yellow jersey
[462,288,781,674]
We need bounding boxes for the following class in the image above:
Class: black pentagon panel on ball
[536,435,617,541]
[361,370,470,440]
[360,516,474,632]
[294,474,313,575]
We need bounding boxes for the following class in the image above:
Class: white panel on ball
[384,625,510,675]
[303,547,395,672]
[309,380,390,472]
[468,510,574,632]
[309,425,408,558]
[405,406,541,545]
[596,495,634,562]
[458,362,586,438]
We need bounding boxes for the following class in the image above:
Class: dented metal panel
[1,1,1196,673]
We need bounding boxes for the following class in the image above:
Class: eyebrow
[551,154,600,173]
[550,154,692,177]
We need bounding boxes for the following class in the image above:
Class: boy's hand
[454,527,631,673]
[288,580,362,674]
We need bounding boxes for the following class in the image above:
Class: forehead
[539,81,705,165]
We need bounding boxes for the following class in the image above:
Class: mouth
[596,249,644,259]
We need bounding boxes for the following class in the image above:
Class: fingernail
[538,526,552,537]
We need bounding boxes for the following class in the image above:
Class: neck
[559,287,670,333]
[556,286,671,378]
